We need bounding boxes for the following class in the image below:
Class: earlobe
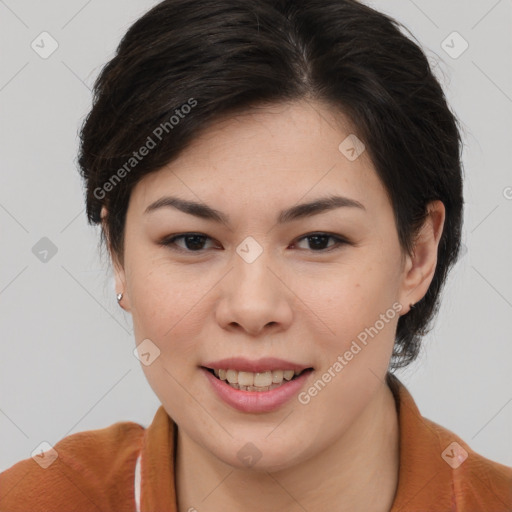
[398,200,446,314]
[113,257,131,312]
[101,206,131,312]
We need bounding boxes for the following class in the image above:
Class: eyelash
[159,232,351,254]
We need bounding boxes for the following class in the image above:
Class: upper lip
[202,357,313,373]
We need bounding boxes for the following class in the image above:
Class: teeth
[254,371,272,387]
[272,370,284,383]
[238,371,254,387]
[226,369,237,384]
[212,367,306,391]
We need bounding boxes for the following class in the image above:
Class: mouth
[201,359,315,413]
[202,367,314,392]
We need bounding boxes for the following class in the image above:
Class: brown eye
[160,233,218,252]
[292,233,349,252]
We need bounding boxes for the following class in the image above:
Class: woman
[1,0,511,510]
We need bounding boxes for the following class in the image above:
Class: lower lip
[201,367,313,413]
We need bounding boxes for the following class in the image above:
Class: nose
[215,251,293,336]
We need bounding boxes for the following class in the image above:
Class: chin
[208,437,310,473]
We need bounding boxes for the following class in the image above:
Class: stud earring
[116,292,123,304]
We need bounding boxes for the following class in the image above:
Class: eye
[159,233,218,252]
[159,232,350,253]
[292,232,349,252]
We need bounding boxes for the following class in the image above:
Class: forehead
[129,100,390,217]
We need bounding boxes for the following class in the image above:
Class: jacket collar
[386,372,454,511]
[138,402,177,511]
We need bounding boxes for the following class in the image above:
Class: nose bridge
[232,238,277,299]
[216,237,292,334]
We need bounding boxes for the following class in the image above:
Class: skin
[103,99,445,511]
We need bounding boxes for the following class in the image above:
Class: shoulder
[424,415,512,509]
[388,373,512,511]
[0,418,145,512]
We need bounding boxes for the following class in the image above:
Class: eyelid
[159,233,220,253]
[159,232,351,253]
[292,233,350,251]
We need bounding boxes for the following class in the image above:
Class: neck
[175,379,400,512]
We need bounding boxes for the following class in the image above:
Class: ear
[101,206,131,312]
[398,200,445,315]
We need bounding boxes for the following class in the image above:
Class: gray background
[1,0,511,472]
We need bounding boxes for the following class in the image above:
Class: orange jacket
[1,374,511,511]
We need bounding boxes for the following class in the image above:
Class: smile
[201,361,314,413]
[206,368,309,391]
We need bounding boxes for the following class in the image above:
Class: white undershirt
[134,452,142,512]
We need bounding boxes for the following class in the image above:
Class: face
[110,100,439,471]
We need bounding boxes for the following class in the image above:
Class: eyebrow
[144,194,365,224]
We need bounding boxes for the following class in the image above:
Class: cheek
[129,265,208,414]
[127,269,210,403]
[306,257,399,325]
[128,256,203,336]
[298,257,401,374]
